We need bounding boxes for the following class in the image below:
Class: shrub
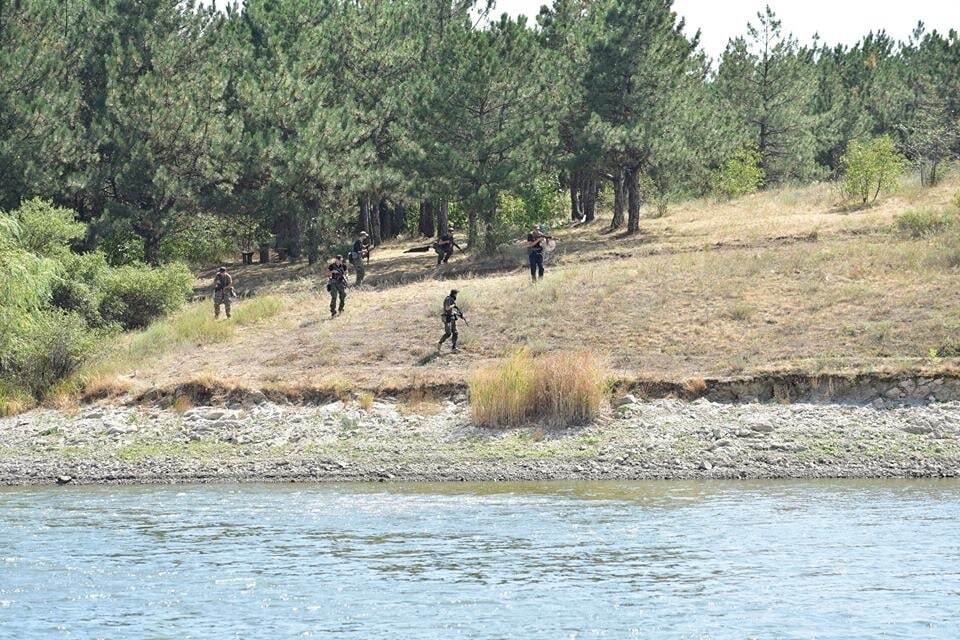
[7,310,99,398]
[10,198,85,258]
[894,208,957,238]
[840,136,907,205]
[469,349,608,427]
[0,382,33,416]
[98,262,193,330]
[711,145,764,200]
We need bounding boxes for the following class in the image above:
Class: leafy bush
[98,262,193,330]
[10,198,85,258]
[711,145,764,200]
[7,310,99,398]
[469,349,608,427]
[159,213,237,266]
[50,252,113,326]
[840,136,907,205]
[894,208,957,238]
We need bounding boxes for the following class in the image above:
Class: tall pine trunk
[467,204,478,249]
[611,167,625,230]
[392,203,406,235]
[378,199,392,240]
[436,201,449,237]
[582,173,597,222]
[365,196,382,245]
[569,177,582,221]
[418,201,434,237]
[142,231,162,266]
[481,194,498,255]
[626,167,641,234]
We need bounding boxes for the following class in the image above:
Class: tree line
[1,0,958,264]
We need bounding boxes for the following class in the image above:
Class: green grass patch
[894,208,958,238]
[74,295,283,383]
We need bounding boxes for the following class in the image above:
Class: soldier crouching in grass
[327,255,348,318]
[213,266,233,319]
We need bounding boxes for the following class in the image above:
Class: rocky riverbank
[1,395,959,485]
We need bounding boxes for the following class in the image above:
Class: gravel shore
[1,396,959,485]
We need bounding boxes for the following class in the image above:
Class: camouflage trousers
[439,316,458,348]
[353,260,366,286]
[214,290,231,318]
[329,281,346,314]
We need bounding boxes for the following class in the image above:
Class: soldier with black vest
[327,255,348,317]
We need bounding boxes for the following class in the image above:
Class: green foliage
[895,208,958,238]
[713,7,820,184]
[158,214,237,267]
[99,263,194,330]
[11,198,85,258]
[0,199,193,403]
[7,310,99,398]
[712,146,765,200]
[840,136,908,204]
[498,177,566,231]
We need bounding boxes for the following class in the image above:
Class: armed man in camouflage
[438,289,463,353]
[350,231,370,286]
[213,266,233,319]
[327,255,348,317]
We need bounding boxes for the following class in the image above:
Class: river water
[1,480,959,639]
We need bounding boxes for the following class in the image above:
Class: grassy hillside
[79,173,960,400]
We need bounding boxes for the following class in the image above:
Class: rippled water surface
[2,480,960,639]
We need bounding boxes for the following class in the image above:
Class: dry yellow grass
[470,349,607,427]
[89,171,960,394]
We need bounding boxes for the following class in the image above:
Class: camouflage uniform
[327,260,348,316]
[438,292,459,351]
[213,270,233,318]
[351,236,369,285]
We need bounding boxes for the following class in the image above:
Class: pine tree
[583,0,699,232]
[713,6,819,184]
[408,14,555,253]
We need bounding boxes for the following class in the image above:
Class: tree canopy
[1,1,957,259]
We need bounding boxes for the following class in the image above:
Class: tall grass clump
[469,348,608,427]
[895,208,957,238]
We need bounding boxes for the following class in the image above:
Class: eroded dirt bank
[2,394,958,485]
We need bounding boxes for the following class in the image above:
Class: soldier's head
[359,231,368,239]
[334,254,343,263]
[450,289,458,299]
[218,266,226,273]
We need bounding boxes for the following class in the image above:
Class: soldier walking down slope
[327,255,348,317]
[213,266,234,319]
[350,231,370,285]
[438,289,464,353]
[526,225,549,282]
